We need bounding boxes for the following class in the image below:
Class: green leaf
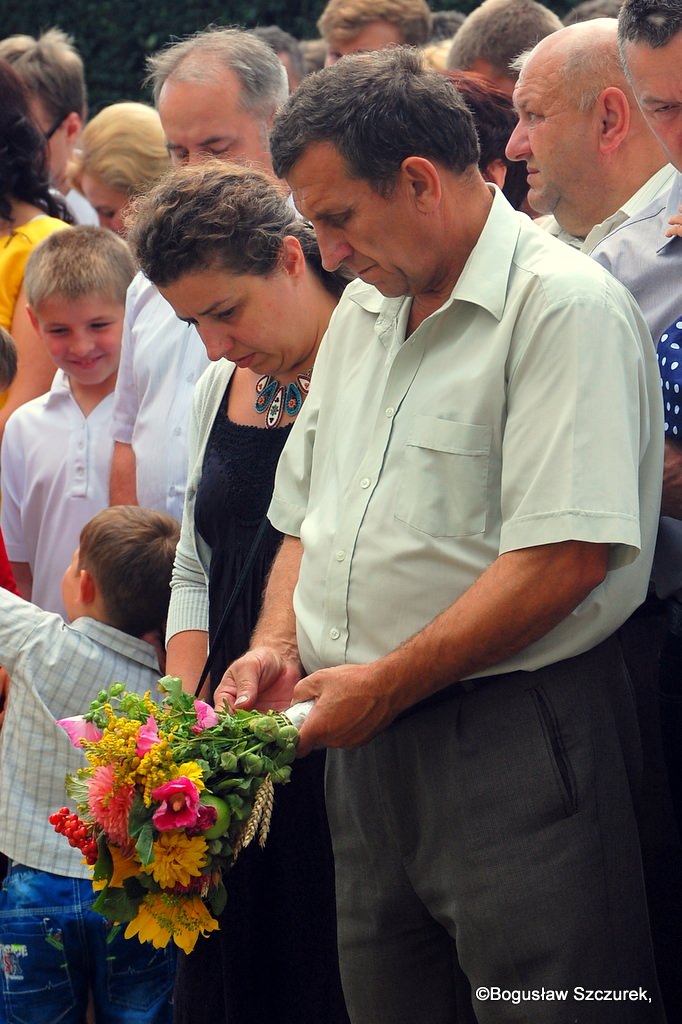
[157,675,183,700]
[135,822,155,867]
[92,837,113,883]
[92,886,140,923]
[207,880,227,916]
[127,793,153,839]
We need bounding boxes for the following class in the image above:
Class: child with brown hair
[0,505,180,1023]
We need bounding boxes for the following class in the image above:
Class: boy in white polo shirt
[1,226,134,616]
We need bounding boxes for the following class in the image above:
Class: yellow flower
[124,892,219,954]
[143,832,208,888]
[176,761,205,791]
[93,844,141,890]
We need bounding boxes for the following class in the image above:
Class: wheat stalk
[233,775,274,859]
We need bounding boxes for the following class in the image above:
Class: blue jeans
[0,864,175,1024]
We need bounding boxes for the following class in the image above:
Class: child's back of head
[78,505,180,639]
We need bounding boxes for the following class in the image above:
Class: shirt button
[360,477,371,489]
[335,550,345,562]
[385,407,394,417]
[329,627,340,640]
[174,427,182,436]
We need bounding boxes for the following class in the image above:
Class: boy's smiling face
[28,293,123,393]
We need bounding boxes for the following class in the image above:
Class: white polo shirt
[269,188,664,678]
[111,273,209,522]
[1,371,113,617]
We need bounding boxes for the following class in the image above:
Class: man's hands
[292,662,401,756]
[215,655,403,757]
[213,646,303,714]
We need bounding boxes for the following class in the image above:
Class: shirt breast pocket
[394,417,491,537]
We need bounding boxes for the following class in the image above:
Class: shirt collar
[69,616,161,671]
[448,185,520,321]
[346,186,519,334]
[43,369,74,407]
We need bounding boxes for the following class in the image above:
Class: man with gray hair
[506,18,673,249]
[146,26,288,170]
[110,28,288,519]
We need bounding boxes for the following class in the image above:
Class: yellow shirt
[0,215,70,330]
[0,214,70,409]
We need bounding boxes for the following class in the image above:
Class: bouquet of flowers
[52,676,309,953]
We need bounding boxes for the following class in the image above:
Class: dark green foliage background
[0,1,580,112]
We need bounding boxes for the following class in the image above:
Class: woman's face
[80,172,129,235]
[159,252,312,377]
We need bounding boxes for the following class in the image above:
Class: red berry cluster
[49,806,99,865]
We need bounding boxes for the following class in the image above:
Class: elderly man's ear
[597,87,631,153]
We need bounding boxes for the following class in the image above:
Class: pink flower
[136,716,159,756]
[192,700,219,734]
[152,778,201,831]
[187,803,218,837]
[87,764,135,847]
[57,716,103,747]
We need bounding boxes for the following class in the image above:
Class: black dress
[172,389,348,1024]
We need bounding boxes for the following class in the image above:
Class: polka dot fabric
[658,318,682,437]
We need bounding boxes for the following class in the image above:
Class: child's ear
[26,306,40,333]
[78,569,97,606]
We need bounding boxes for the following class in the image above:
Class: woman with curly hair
[127,161,350,1024]
[0,59,71,438]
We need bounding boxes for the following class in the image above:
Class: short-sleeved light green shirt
[269,188,664,678]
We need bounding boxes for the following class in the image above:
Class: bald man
[506,17,673,250]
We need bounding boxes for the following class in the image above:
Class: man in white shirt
[217,48,666,1024]
[506,17,673,251]
[109,29,289,516]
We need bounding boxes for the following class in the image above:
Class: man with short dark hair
[217,46,666,1024]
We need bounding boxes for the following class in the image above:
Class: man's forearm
[293,539,611,751]
[251,534,303,664]
[373,539,609,712]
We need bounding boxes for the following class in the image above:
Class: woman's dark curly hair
[0,59,71,225]
[126,161,351,300]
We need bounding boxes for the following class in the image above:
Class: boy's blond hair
[24,226,135,311]
[78,505,180,639]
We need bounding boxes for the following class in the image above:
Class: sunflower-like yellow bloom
[125,892,219,953]
[143,832,208,888]
[92,844,141,890]
[176,761,205,791]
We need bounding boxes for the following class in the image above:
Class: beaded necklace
[254,369,312,428]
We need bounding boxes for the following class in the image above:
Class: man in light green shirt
[216,49,666,1024]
